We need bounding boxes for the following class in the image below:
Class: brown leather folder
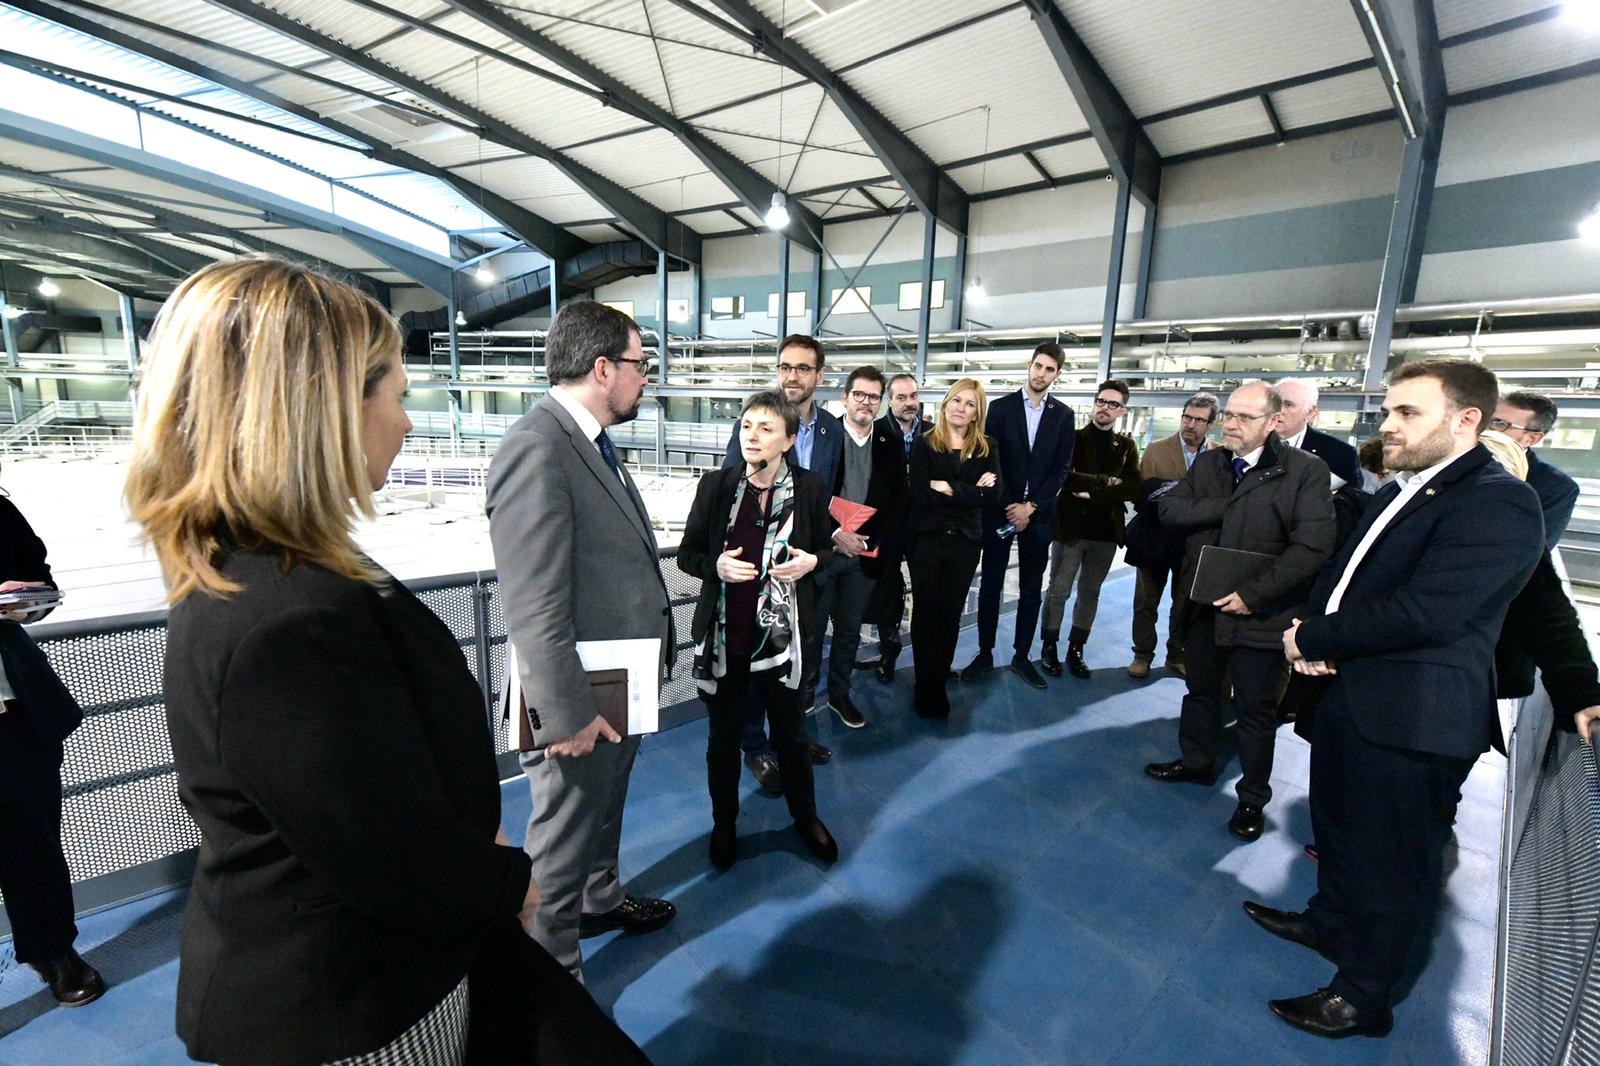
[514,668,629,753]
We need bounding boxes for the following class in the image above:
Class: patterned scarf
[695,459,803,694]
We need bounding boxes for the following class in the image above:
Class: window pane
[711,295,745,320]
[604,300,634,317]
[767,291,808,317]
[828,286,871,316]
[898,279,946,311]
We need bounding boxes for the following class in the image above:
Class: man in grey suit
[487,300,676,981]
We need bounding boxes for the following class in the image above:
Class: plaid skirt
[326,976,468,1066]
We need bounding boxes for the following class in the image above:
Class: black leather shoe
[1144,758,1218,786]
[1229,802,1265,842]
[808,741,833,764]
[796,818,839,864]
[1242,901,1336,962]
[1268,989,1392,1039]
[709,825,737,870]
[28,948,105,1008]
[1010,655,1047,690]
[800,687,817,712]
[579,895,676,937]
[745,751,784,796]
[1066,641,1090,679]
[1040,641,1063,677]
[874,645,900,683]
[830,694,867,729]
[959,650,994,680]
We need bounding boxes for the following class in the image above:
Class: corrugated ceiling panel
[0,140,114,176]
[642,0,776,55]
[525,0,678,114]
[675,210,748,235]
[111,21,281,83]
[463,155,608,216]
[1054,0,1372,117]
[781,148,893,197]
[1270,68,1393,129]
[1030,139,1108,180]
[947,156,1044,197]
[749,0,1014,71]
[565,223,630,243]
[1145,98,1273,157]
[87,0,331,71]
[564,128,717,210]
[242,0,409,53]
[688,82,821,140]
[652,38,792,119]
[1435,0,1554,38]
[1444,19,1600,94]
[841,7,1087,165]
[258,227,388,270]
[362,15,506,87]
[426,55,644,147]
[257,57,410,101]
[651,171,741,214]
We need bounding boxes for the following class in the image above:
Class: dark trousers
[819,560,874,702]
[1175,608,1287,808]
[0,706,77,965]
[976,514,1052,657]
[708,660,816,826]
[1306,688,1475,1017]
[1131,562,1185,663]
[867,540,911,652]
[909,531,982,716]
[741,568,831,753]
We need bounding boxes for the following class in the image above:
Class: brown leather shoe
[1127,659,1151,679]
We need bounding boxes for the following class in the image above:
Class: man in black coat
[0,496,104,1007]
[1493,389,1580,550]
[963,342,1076,688]
[1275,379,1361,490]
[858,372,931,682]
[1146,381,1336,843]
[1248,358,1543,1039]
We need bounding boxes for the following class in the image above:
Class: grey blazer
[486,396,676,743]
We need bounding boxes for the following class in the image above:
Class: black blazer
[1527,449,1580,551]
[0,496,80,743]
[982,390,1074,519]
[1296,445,1545,759]
[1054,425,1141,546]
[163,549,533,1066]
[876,413,932,471]
[908,435,1004,543]
[1496,549,1600,718]
[678,463,834,649]
[831,421,912,578]
[1301,425,1361,488]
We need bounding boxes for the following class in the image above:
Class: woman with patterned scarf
[679,390,839,870]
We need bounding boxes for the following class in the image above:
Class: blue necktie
[1232,456,1249,485]
[596,429,621,479]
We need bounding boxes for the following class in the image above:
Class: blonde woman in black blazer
[125,258,645,1066]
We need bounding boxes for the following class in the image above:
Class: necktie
[1232,456,1249,485]
[596,429,621,479]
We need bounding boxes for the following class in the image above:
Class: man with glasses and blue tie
[723,335,842,793]
[488,300,677,980]
[1145,381,1335,844]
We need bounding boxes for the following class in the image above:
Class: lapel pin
[1425,488,1436,496]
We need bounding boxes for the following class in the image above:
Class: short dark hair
[845,365,886,395]
[1097,379,1130,404]
[778,334,824,369]
[1501,389,1558,434]
[1183,391,1219,421]
[740,389,799,437]
[545,300,640,385]
[887,372,918,393]
[1032,342,1064,369]
[1391,358,1498,434]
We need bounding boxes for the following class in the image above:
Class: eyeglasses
[1220,410,1267,424]
[1180,414,1214,426]
[1488,417,1532,433]
[848,390,883,405]
[1092,397,1125,410]
[607,355,653,376]
[777,363,817,377]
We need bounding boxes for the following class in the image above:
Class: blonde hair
[1480,429,1529,481]
[926,378,991,462]
[124,256,402,602]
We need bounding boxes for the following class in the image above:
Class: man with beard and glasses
[962,342,1075,689]
[722,336,841,793]
[858,373,930,682]
[1246,359,1542,1039]
[1492,389,1580,550]
[488,300,677,980]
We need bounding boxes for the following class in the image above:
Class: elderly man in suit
[1248,359,1543,1038]
[487,300,677,981]
[1493,389,1580,550]
[1275,379,1361,490]
[963,342,1076,689]
[722,335,842,793]
[858,372,932,682]
[1127,391,1219,678]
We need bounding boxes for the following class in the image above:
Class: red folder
[829,497,879,558]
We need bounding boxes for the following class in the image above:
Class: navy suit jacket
[1300,425,1361,489]
[723,403,845,494]
[1526,448,1579,551]
[982,390,1075,521]
[1295,445,1544,759]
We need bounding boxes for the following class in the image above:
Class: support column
[446,290,462,446]
[776,236,791,350]
[915,211,936,381]
[1363,127,1442,397]
[1098,177,1133,381]
[0,292,22,422]
[119,292,140,407]
[547,257,559,319]
[809,243,823,334]
[1132,202,1157,320]
[949,233,967,335]
[656,249,669,377]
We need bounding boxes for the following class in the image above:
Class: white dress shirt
[1323,451,1458,614]
[549,385,622,483]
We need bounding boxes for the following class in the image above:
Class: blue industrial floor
[0,571,1501,1064]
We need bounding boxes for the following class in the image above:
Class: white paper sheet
[575,638,662,736]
